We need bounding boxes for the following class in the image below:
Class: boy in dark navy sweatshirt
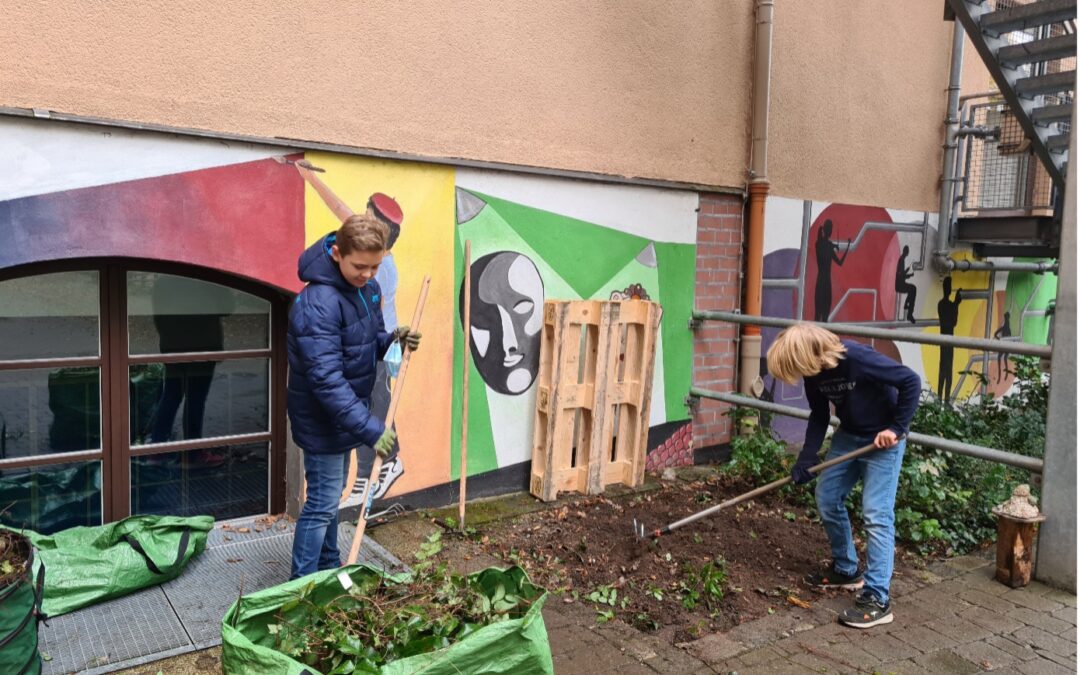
[767,323,920,628]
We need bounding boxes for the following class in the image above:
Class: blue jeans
[290,450,350,579]
[815,430,906,603]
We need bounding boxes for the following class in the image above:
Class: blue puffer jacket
[287,233,394,454]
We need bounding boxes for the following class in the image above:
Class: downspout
[935,20,966,274]
[935,22,1058,275]
[739,0,773,412]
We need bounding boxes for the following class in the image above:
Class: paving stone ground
[544,553,1077,674]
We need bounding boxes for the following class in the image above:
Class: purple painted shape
[760,248,809,444]
[763,248,801,279]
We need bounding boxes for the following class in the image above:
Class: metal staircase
[947,0,1075,188]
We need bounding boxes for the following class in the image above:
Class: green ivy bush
[896,355,1046,554]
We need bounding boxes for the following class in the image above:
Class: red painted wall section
[0,157,306,293]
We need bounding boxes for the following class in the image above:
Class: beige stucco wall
[3,2,973,207]
[769,3,956,212]
[0,0,753,189]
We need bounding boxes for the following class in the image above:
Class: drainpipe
[739,0,773,412]
[934,24,1059,274]
[935,21,966,274]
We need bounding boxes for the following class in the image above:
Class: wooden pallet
[530,299,661,502]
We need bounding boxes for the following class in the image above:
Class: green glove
[374,428,397,458]
[393,325,422,351]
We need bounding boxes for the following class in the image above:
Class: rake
[366,502,407,524]
[633,438,898,541]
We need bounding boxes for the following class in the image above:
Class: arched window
[0,261,287,533]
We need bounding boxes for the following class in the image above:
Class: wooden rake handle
[655,438,900,538]
[346,276,431,565]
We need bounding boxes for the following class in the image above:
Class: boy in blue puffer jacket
[287,213,420,579]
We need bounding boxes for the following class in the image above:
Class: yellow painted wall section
[770,3,955,211]
[1,0,752,190]
[302,153,455,498]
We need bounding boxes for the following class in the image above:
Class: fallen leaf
[787,595,812,609]
[236,527,251,534]
[226,558,243,563]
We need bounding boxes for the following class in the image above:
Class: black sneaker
[804,566,865,591]
[838,592,894,629]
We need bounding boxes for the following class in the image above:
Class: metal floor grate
[37,517,405,674]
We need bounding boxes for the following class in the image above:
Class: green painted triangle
[470,191,651,299]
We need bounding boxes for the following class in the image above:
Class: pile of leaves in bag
[0,528,28,584]
[269,563,535,672]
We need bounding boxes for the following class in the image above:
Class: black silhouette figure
[936,276,964,401]
[894,245,917,324]
[993,311,1012,384]
[813,219,851,322]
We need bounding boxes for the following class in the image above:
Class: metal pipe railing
[691,389,1044,473]
[692,311,1052,358]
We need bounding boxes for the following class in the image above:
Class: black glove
[791,450,818,485]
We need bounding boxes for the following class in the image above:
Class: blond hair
[766,323,847,384]
[336,213,388,255]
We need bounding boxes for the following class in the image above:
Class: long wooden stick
[458,241,472,532]
[649,438,901,538]
[346,276,431,565]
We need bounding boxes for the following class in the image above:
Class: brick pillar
[692,192,745,450]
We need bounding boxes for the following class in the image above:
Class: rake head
[368,502,406,521]
[632,517,668,542]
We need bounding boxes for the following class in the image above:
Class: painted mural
[451,170,699,481]
[0,118,698,525]
[760,196,1058,442]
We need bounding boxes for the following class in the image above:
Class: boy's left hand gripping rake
[346,276,431,565]
[633,438,901,541]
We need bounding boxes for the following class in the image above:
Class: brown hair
[335,213,388,255]
[766,322,847,384]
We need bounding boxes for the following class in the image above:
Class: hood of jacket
[297,232,353,292]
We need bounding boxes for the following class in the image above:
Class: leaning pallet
[530,299,661,502]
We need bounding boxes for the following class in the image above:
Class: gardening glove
[374,428,396,458]
[393,325,421,351]
[791,451,817,485]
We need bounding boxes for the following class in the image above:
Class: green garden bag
[221,564,553,675]
[5,514,213,617]
[0,532,44,675]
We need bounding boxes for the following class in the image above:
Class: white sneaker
[370,457,405,500]
[350,477,369,497]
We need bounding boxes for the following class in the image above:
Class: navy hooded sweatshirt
[286,233,394,454]
[802,340,921,457]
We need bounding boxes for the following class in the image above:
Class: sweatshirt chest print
[818,378,856,404]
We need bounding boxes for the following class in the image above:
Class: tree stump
[993,511,1046,588]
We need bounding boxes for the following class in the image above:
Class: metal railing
[692,311,1052,358]
[689,312,1048,473]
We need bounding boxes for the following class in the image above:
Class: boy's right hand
[791,457,816,485]
[374,429,397,458]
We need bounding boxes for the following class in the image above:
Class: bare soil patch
[435,472,920,643]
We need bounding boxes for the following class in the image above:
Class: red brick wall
[693,192,745,450]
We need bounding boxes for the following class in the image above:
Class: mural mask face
[464,251,544,395]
